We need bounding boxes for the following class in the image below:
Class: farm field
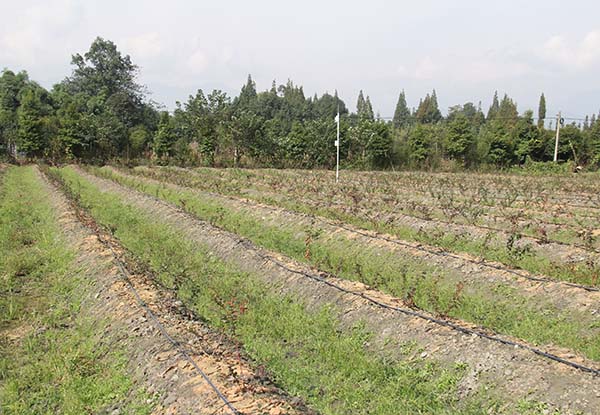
[2,164,600,414]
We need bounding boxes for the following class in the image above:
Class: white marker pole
[335,110,340,183]
[553,111,561,162]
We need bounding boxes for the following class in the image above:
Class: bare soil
[38,167,307,415]
[135,165,600,269]
[76,167,600,414]
[105,166,600,330]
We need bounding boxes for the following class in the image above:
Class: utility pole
[335,108,340,183]
[553,111,561,162]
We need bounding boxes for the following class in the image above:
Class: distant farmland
[2,164,599,414]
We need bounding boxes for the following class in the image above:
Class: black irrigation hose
[241,239,600,378]
[102,239,243,415]
[315,196,600,256]
[152,166,600,254]
[114,166,600,292]
[46,169,243,415]
[331,221,600,293]
[201,187,599,293]
[95,169,600,375]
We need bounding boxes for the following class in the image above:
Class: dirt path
[101,166,600,329]
[75,167,600,414]
[38,167,306,415]
[264,187,600,263]
[132,165,600,269]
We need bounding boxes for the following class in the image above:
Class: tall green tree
[446,113,475,167]
[497,94,519,127]
[364,96,375,120]
[68,37,142,100]
[356,90,370,119]
[17,87,49,157]
[415,90,442,124]
[537,93,546,129]
[235,74,258,112]
[0,69,30,156]
[153,112,176,160]
[392,90,411,128]
[487,91,500,120]
[60,37,152,158]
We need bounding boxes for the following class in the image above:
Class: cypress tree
[415,95,429,124]
[498,94,518,125]
[487,91,500,120]
[356,90,366,116]
[237,74,257,111]
[415,90,441,124]
[537,93,546,129]
[430,90,442,123]
[364,96,375,120]
[393,90,411,128]
[17,88,47,157]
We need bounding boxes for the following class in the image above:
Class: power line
[370,115,591,121]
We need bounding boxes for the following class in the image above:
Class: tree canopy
[2,37,600,170]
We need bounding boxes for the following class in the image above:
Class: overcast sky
[2,0,600,119]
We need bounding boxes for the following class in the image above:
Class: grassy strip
[51,166,495,414]
[0,166,151,415]
[135,165,599,286]
[89,166,600,362]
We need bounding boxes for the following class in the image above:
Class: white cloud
[122,32,163,60]
[187,49,209,72]
[456,58,532,83]
[541,30,600,68]
[397,51,532,84]
[218,46,234,65]
[0,0,83,65]
[413,57,436,80]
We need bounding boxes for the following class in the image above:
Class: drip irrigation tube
[86,168,600,376]
[45,169,243,415]
[103,238,243,415]
[242,239,600,377]
[206,187,599,293]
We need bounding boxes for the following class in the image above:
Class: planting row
[0,167,152,414]
[53,165,600,413]
[85,165,600,362]
[121,165,600,286]
[50,165,500,414]
[1,166,306,414]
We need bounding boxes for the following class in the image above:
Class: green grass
[0,166,151,415]
[87,165,600,362]
[129,165,600,286]
[52,165,496,414]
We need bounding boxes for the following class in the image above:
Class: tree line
[2,37,600,170]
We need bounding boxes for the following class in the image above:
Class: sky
[2,0,600,119]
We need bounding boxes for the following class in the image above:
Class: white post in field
[335,110,340,183]
[554,111,562,162]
